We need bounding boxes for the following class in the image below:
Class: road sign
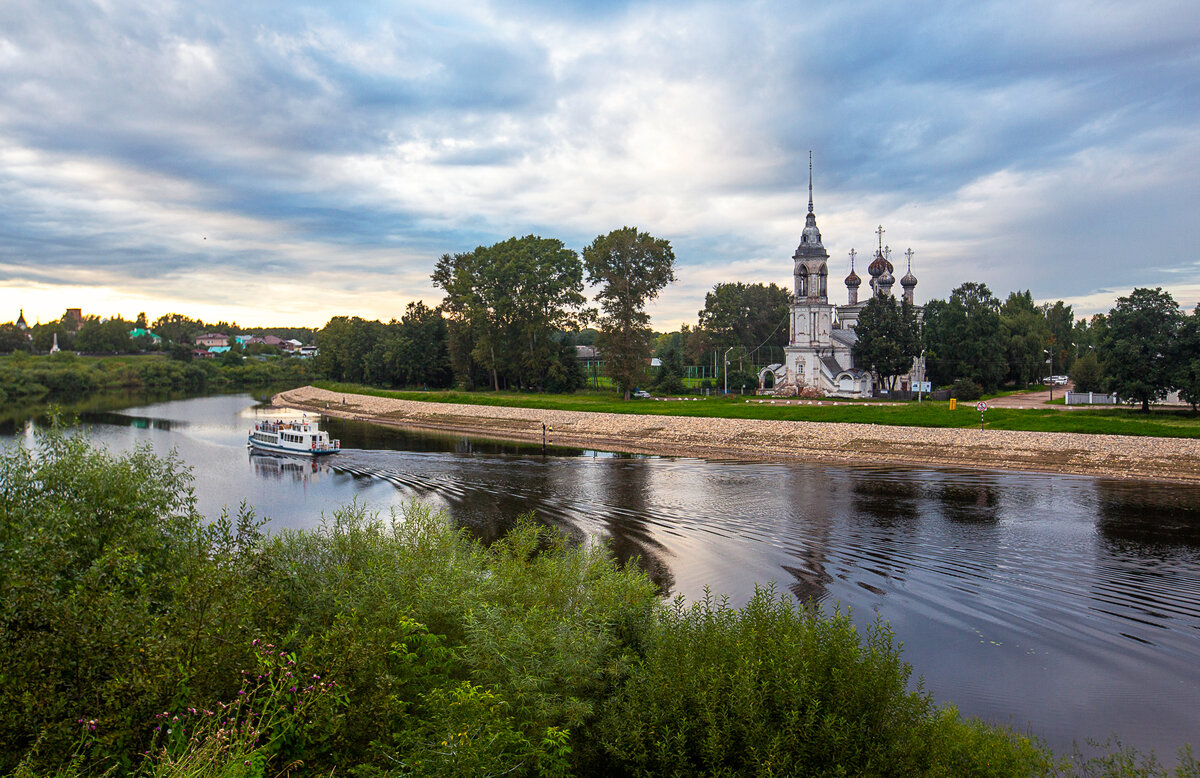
[976,401,988,412]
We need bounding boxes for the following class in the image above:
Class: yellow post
[949,398,957,410]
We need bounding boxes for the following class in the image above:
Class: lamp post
[918,349,926,403]
[1045,348,1053,402]
[724,346,735,396]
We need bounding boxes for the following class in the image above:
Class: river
[4,392,1199,759]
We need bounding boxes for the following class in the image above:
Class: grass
[313,381,1200,439]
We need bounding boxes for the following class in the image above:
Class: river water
[4,393,1199,759]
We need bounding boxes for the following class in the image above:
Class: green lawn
[313,381,1200,439]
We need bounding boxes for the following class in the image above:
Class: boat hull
[247,436,339,457]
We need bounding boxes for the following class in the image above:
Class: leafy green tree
[1000,290,1050,386]
[0,323,31,354]
[434,236,589,391]
[852,295,922,394]
[315,316,383,383]
[152,313,205,345]
[1042,299,1075,373]
[74,317,135,353]
[923,283,1004,391]
[543,338,587,393]
[30,321,73,353]
[398,301,453,389]
[1105,287,1183,411]
[1172,305,1200,411]
[1070,351,1105,393]
[697,282,791,364]
[583,227,676,400]
[654,336,687,395]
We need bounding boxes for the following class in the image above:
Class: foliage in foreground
[2,432,1196,777]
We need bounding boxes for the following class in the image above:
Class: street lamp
[918,349,926,403]
[724,346,735,396]
[1044,348,1053,402]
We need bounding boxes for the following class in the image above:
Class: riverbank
[274,385,1200,483]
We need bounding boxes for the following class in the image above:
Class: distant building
[195,333,230,348]
[129,327,162,344]
[15,309,27,330]
[63,308,82,332]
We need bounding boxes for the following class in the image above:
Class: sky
[2,0,1198,329]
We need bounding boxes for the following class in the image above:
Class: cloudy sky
[2,0,1197,329]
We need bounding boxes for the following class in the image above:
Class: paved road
[985,382,1074,409]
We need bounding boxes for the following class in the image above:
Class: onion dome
[900,247,917,289]
[867,250,890,278]
[845,267,861,288]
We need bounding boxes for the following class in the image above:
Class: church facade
[762,163,919,398]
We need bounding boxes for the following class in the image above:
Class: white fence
[1065,391,1119,405]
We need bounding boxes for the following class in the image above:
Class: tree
[583,227,676,400]
[697,282,791,364]
[0,324,31,354]
[852,295,922,394]
[1105,287,1182,412]
[1172,305,1200,412]
[1070,351,1105,394]
[999,291,1050,386]
[433,236,589,391]
[654,336,687,395]
[1042,300,1075,374]
[923,283,1004,391]
[152,313,205,345]
[397,301,453,389]
[74,317,134,353]
[315,316,382,383]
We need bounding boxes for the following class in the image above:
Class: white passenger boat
[248,417,340,456]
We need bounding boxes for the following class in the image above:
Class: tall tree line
[315,302,453,389]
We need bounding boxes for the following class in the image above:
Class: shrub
[952,378,984,401]
[586,587,1054,777]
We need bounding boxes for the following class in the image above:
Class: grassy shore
[314,381,1200,439]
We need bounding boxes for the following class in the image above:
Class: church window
[798,266,808,297]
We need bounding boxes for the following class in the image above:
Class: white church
[761,160,920,398]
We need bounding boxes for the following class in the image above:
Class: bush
[585,587,1053,777]
[1072,352,1105,394]
[13,432,1174,777]
[952,378,984,401]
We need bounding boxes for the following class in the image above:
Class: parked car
[633,389,651,398]
[1052,375,1069,385]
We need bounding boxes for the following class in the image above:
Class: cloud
[1,0,1197,327]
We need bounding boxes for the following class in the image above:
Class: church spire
[808,151,814,215]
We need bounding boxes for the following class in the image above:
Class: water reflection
[1095,480,1200,548]
[249,451,331,482]
[936,479,1001,524]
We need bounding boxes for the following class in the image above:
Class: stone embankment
[273,386,1200,483]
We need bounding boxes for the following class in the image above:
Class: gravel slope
[273,386,1200,483]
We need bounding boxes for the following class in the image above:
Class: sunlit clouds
[1,0,1197,327]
